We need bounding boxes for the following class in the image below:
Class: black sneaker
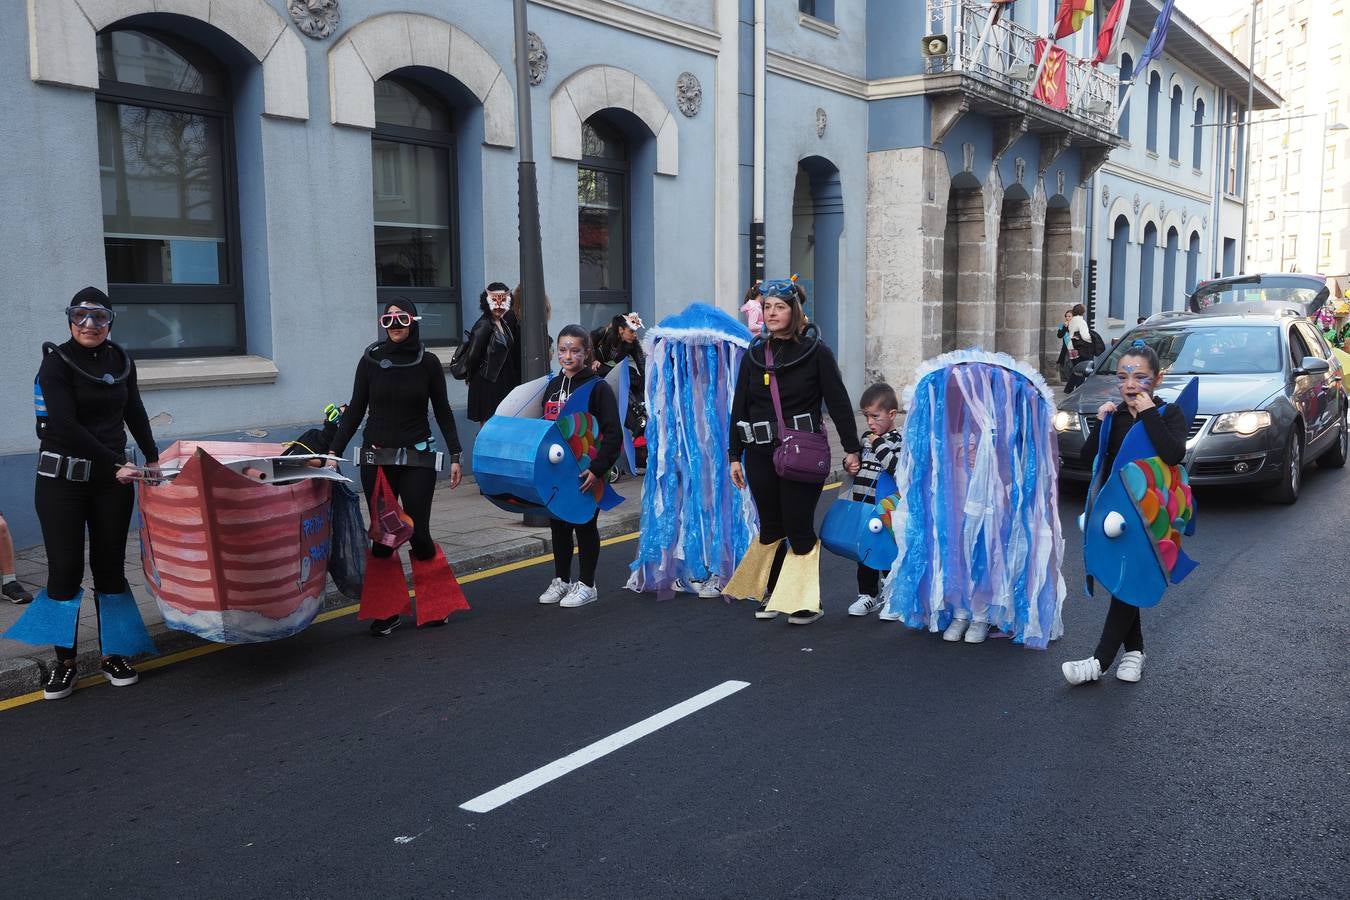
[43,663,77,700]
[100,656,139,687]
[787,609,823,625]
[417,614,451,629]
[2,581,33,604]
[369,615,401,637]
[754,599,779,620]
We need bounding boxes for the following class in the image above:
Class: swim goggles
[379,311,421,329]
[66,305,115,328]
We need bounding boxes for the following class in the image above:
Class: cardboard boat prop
[820,472,900,572]
[137,441,347,643]
[473,375,624,524]
[1082,378,1200,608]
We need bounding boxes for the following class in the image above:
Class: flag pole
[969,2,1004,71]
[1111,76,1137,128]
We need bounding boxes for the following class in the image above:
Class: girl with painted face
[329,299,469,637]
[722,279,862,625]
[461,282,522,423]
[4,287,160,700]
[1062,341,1189,686]
[536,325,623,609]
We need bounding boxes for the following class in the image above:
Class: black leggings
[552,514,600,587]
[35,473,134,662]
[1094,597,1144,667]
[857,563,881,597]
[360,464,437,561]
[743,451,823,554]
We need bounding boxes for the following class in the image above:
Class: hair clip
[1131,339,1146,347]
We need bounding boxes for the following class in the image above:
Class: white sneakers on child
[1061,656,1102,685]
[539,578,570,604]
[963,621,991,644]
[1115,650,1146,683]
[559,582,599,608]
[848,594,885,616]
[942,618,969,642]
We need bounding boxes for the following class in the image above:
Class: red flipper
[410,546,470,625]
[358,551,411,620]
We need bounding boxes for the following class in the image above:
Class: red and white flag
[1093,0,1133,65]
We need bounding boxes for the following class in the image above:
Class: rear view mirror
[1298,356,1331,375]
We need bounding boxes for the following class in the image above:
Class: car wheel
[1317,409,1348,469]
[1265,430,1302,505]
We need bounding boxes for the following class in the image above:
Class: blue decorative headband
[758,278,800,299]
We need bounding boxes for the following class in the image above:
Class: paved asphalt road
[1,472,1347,899]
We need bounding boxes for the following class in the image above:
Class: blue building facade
[0,1,1257,547]
[1089,3,1279,341]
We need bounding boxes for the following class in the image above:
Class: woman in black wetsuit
[329,298,468,636]
[3,287,159,700]
[461,282,522,423]
[722,280,862,625]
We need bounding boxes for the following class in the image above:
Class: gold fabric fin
[764,543,821,615]
[722,536,784,601]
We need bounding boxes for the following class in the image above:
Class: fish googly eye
[1103,511,1126,538]
[867,517,884,534]
[548,444,566,464]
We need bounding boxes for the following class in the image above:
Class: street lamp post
[512,0,548,381]
[1239,0,1257,273]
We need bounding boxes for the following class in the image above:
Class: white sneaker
[848,594,884,616]
[1115,650,1146,683]
[697,578,723,599]
[559,582,599,608]
[672,577,699,594]
[878,607,901,622]
[963,621,991,644]
[539,578,570,604]
[1061,656,1103,685]
[942,618,970,642]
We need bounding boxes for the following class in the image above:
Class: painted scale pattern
[1121,456,1194,575]
[138,442,333,621]
[555,413,606,500]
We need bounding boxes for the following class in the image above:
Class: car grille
[1083,414,1209,442]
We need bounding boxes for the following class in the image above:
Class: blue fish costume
[473,376,624,525]
[625,303,758,598]
[820,471,900,573]
[1081,377,1200,607]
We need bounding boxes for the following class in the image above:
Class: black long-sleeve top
[37,339,158,467]
[591,328,645,377]
[1081,400,1189,474]
[542,368,622,478]
[330,346,462,461]
[728,335,862,460]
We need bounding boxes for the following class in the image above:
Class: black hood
[369,297,422,364]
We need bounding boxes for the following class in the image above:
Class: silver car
[1054,305,1347,504]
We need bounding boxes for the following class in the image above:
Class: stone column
[865,147,950,385]
[952,182,1002,351]
[1041,202,1078,377]
[995,187,1047,366]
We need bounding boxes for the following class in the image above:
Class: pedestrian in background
[0,513,33,604]
[458,282,521,424]
[329,298,468,637]
[1062,303,1093,394]
[3,287,159,700]
[536,325,622,609]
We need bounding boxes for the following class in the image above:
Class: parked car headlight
[1053,411,1080,433]
[1211,410,1271,436]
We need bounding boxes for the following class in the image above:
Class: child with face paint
[536,325,623,608]
[1062,341,1189,686]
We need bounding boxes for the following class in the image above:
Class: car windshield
[1192,282,1322,313]
[1102,325,1283,375]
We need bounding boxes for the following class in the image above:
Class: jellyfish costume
[882,349,1066,649]
[625,303,758,599]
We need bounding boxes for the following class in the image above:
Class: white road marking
[459,680,751,814]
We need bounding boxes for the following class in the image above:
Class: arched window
[1109,216,1130,319]
[96,28,241,356]
[1162,227,1180,310]
[1169,86,1183,161]
[1140,222,1158,317]
[578,116,631,331]
[1185,232,1201,293]
[1192,98,1206,170]
[1118,54,1133,141]
[1146,71,1161,153]
[372,76,459,344]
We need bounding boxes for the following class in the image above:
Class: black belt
[37,451,94,482]
[735,414,817,446]
[354,446,444,471]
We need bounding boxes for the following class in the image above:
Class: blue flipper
[598,482,625,511]
[96,591,157,657]
[1170,549,1199,585]
[3,589,81,648]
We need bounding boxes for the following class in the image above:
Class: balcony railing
[924,0,1118,132]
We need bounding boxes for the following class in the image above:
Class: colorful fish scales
[1121,457,1194,576]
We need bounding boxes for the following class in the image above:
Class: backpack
[447,329,474,380]
[1089,329,1106,357]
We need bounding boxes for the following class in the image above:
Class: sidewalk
[0,473,646,700]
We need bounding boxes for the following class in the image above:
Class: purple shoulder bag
[764,343,831,484]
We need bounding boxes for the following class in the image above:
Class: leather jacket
[463,312,516,383]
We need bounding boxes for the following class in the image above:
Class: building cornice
[1099,161,1216,206]
[533,0,721,56]
[766,50,868,99]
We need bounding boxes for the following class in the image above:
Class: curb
[0,507,644,704]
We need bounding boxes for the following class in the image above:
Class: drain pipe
[751,0,766,281]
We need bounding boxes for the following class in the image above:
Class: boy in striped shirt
[847,383,903,616]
